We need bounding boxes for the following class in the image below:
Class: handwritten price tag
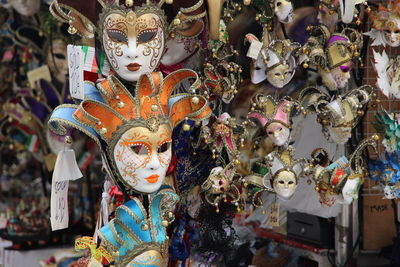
[50,179,69,231]
[247,40,263,60]
[267,203,280,227]
[67,45,84,100]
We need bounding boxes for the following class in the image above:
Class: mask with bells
[300,27,363,91]
[247,37,300,88]
[247,94,300,147]
[50,0,206,82]
[265,147,306,200]
[299,85,374,144]
[201,162,241,213]
[49,70,211,195]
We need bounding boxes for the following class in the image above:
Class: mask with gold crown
[49,69,211,194]
[247,94,300,147]
[49,0,206,82]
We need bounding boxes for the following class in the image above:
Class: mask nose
[146,153,161,171]
[125,38,139,59]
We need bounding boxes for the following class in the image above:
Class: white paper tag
[27,65,52,88]
[68,45,84,100]
[267,203,280,227]
[50,179,69,231]
[247,40,263,59]
[53,149,83,182]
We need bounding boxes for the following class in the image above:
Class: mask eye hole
[267,131,274,135]
[288,181,294,185]
[107,29,128,44]
[130,144,148,155]
[278,180,285,184]
[137,29,157,44]
[158,141,171,153]
[255,66,262,70]
[276,1,282,7]
[54,53,66,60]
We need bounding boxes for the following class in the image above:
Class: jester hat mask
[49,70,211,194]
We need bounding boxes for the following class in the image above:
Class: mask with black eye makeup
[46,39,68,83]
[102,11,165,82]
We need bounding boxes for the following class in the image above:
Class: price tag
[267,203,280,227]
[50,179,69,231]
[247,40,263,59]
[67,45,84,100]
[27,65,52,88]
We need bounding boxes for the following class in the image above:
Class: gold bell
[306,25,312,31]
[354,51,359,57]
[307,179,312,185]
[356,19,361,25]
[100,127,108,135]
[117,101,125,108]
[162,220,169,227]
[68,25,77,35]
[183,123,191,131]
[243,0,251,5]
[141,224,149,231]
[125,0,133,7]
[373,134,379,141]
[166,0,173,3]
[151,104,158,111]
[328,10,334,15]
[303,62,309,68]
[168,211,174,218]
[173,18,181,25]
[191,97,199,105]
[366,6,371,13]
[357,110,364,116]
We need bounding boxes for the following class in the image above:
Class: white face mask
[320,63,352,91]
[273,170,297,199]
[113,124,172,194]
[326,126,352,144]
[10,0,40,16]
[383,30,400,47]
[384,185,397,199]
[46,39,68,84]
[274,0,294,23]
[160,35,199,66]
[266,122,290,146]
[342,177,361,204]
[102,12,165,82]
[266,63,291,88]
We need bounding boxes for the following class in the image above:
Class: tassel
[50,136,82,231]
[53,136,83,182]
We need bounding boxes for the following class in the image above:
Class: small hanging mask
[274,0,294,23]
[10,0,40,16]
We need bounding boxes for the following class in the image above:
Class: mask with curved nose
[10,0,40,16]
[265,122,290,146]
[112,124,172,194]
[273,170,297,199]
[102,11,165,82]
[266,63,291,88]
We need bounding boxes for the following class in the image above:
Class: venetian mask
[46,39,68,84]
[320,62,352,91]
[249,39,299,87]
[384,185,397,199]
[101,10,165,82]
[266,63,292,88]
[272,170,297,199]
[161,35,199,66]
[50,71,211,194]
[9,0,40,16]
[265,122,290,146]
[113,124,172,194]
[274,0,294,23]
[383,29,400,47]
